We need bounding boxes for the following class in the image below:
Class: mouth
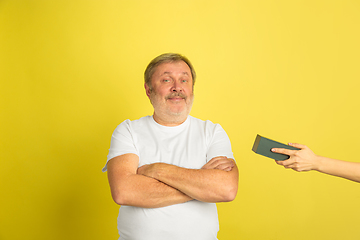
[166,93,186,101]
[168,97,184,100]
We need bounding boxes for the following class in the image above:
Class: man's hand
[201,156,235,171]
[137,163,164,179]
[272,143,320,172]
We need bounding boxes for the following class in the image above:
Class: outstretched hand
[272,143,320,172]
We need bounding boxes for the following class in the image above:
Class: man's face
[145,61,194,124]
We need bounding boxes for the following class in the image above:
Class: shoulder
[113,116,152,134]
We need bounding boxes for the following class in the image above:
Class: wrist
[150,163,167,180]
[313,155,324,172]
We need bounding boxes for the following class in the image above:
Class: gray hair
[144,53,196,89]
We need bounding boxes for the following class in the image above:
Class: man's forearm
[110,173,193,208]
[107,154,193,209]
[138,162,238,203]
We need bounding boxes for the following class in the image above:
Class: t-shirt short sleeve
[102,120,139,172]
[206,122,234,162]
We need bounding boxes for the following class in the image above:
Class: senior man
[102,53,239,240]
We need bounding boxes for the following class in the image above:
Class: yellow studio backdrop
[1,0,359,239]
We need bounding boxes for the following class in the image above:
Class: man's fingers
[206,156,227,164]
[220,166,234,172]
[214,161,235,171]
[202,157,234,170]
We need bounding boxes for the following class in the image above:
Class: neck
[152,113,188,126]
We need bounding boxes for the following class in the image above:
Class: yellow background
[1,0,359,239]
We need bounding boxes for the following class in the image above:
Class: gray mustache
[166,93,186,100]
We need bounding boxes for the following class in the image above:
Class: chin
[168,106,189,115]
[168,111,185,117]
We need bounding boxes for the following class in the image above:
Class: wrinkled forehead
[152,61,192,79]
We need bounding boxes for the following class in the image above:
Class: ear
[144,83,151,98]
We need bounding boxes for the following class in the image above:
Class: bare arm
[272,143,360,183]
[107,153,192,208]
[137,156,239,203]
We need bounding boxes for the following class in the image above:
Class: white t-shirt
[103,115,234,240]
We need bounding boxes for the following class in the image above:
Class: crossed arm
[107,154,238,208]
[272,143,360,183]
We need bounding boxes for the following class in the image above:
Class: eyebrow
[161,71,189,76]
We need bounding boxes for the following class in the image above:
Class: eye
[181,79,188,83]
[163,79,171,82]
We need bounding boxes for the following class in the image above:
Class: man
[102,53,238,240]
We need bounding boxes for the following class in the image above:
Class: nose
[171,80,182,92]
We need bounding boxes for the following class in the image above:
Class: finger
[206,156,227,164]
[285,163,303,171]
[275,158,295,166]
[137,165,145,174]
[271,147,298,156]
[288,142,307,149]
[204,157,228,167]
[284,163,296,169]
[202,157,234,170]
[206,160,231,170]
[214,161,235,171]
[275,160,285,165]
[221,166,234,172]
